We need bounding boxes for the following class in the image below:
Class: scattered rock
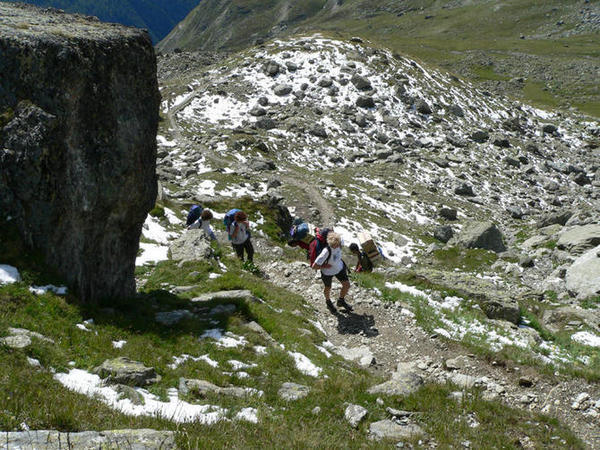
[434,225,454,243]
[168,229,214,262]
[356,96,375,108]
[452,221,506,253]
[369,420,424,441]
[179,378,252,398]
[191,290,260,303]
[368,362,423,396]
[0,334,31,349]
[345,404,368,428]
[278,382,310,401]
[565,245,600,299]
[335,345,375,367]
[557,225,600,255]
[93,357,161,386]
[4,430,175,449]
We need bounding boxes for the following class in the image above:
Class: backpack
[290,222,309,240]
[224,208,241,240]
[308,228,331,266]
[186,205,203,226]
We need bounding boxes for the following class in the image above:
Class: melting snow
[571,332,600,348]
[169,353,219,369]
[200,329,247,348]
[235,407,259,423]
[29,285,67,295]
[112,340,127,349]
[55,369,226,423]
[136,243,169,266]
[0,264,20,284]
[288,351,322,377]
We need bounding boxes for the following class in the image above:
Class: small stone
[345,404,368,428]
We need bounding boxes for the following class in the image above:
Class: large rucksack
[186,205,203,226]
[290,222,309,241]
[308,227,331,266]
[224,208,241,240]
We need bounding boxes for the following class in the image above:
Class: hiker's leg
[232,243,244,260]
[340,280,350,299]
[245,239,254,262]
[321,274,333,300]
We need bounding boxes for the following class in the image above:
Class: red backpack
[309,228,331,266]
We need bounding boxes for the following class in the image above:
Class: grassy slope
[0,210,586,447]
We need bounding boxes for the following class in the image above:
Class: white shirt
[230,221,249,245]
[314,245,344,276]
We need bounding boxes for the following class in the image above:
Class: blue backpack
[186,205,203,226]
[290,222,309,240]
[224,208,241,239]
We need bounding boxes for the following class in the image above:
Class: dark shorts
[321,263,349,288]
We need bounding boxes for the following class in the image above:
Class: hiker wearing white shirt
[229,210,254,262]
[199,209,217,240]
[311,232,352,313]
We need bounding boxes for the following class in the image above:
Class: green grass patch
[432,247,498,272]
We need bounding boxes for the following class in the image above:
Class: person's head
[349,243,360,254]
[201,209,213,221]
[234,211,248,222]
[327,232,342,249]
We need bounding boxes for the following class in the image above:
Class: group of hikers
[185,205,378,314]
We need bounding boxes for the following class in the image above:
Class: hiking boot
[325,299,336,313]
[337,298,353,312]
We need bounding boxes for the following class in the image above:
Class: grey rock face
[453,221,506,253]
[470,130,489,143]
[434,225,453,243]
[273,84,292,96]
[93,357,161,386]
[414,99,432,114]
[557,225,600,255]
[335,345,375,367]
[565,245,600,299]
[345,404,368,428]
[542,307,600,334]
[356,96,375,108]
[454,182,475,196]
[191,289,260,303]
[0,334,31,349]
[537,210,573,228]
[179,378,251,398]
[4,430,175,449]
[278,382,310,401]
[168,229,214,262]
[0,4,159,302]
[369,420,424,441]
[351,74,372,91]
[368,362,423,396]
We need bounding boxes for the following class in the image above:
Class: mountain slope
[157,0,600,117]
[0,0,199,42]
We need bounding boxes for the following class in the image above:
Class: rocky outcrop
[93,357,161,386]
[168,229,214,262]
[3,430,175,449]
[0,4,159,302]
[452,221,506,253]
[565,245,600,299]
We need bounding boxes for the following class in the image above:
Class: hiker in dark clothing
[349,243,373,273]
[229,210,254,262]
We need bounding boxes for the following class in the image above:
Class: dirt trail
[166,98,336,226]
[259,260,600,449]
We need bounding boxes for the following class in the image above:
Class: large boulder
[367,361,423,396]
[0,4,159,302]
[452,221,506,253]
[93,357,161,386]
[565,245,600,299]
[557,225,600,255]
[168,229,214,262]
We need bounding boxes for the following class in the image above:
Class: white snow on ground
[235,407,259,423]
[164,207,181,225]
[228,360,257,370]
[198,179,218,196]
[142,214,178,244]
[571,332,600,348]
[385,281,429,298]
[157,135,177,147]
[27,357,41,368]
[316,345,332,358]
[200,329,248,348]
[112,340,127,349]
[55,369,227,423]
[136,243,169,266]
[169,353,219,369]
[29,285,67,295]
[0,264,20,284]
[385,281,580,365]
[254,345,268,355]
[288,351,322,377]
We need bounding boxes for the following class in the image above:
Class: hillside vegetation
[0,0,199,42]
[157,0,600,117]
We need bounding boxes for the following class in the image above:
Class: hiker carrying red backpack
[311,231,353,313]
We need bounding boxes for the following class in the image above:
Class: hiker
[199,209,217,240]
[186,204,203,229]
[349,242,373,273]
[311,231,352,313]
[229,210,254,262]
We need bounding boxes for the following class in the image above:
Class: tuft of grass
[432,247,498,272]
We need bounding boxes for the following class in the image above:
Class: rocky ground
[150,34,600,447]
